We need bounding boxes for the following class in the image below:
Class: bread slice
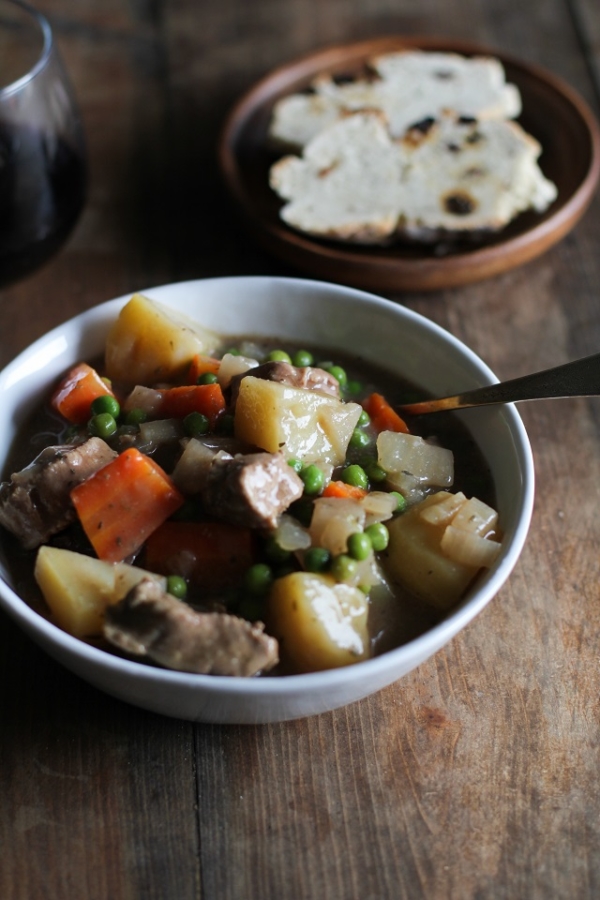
[268,111,557,243]
[396,115,558,239]
[269,111,405,242]
[268,49,522,150]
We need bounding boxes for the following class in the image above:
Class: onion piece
[217,352,259,389]
[123,384,164,416]
[377,431,454,488]
[138,418,183,448]
[451,496,499,536]
[441,526,501,568]
[310,497,366,556]
[419,491,466,525]
[171,439,225,493]
[361,491,397,525]
[275,514,311,551]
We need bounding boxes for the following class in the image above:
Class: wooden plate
[218,36,600,292]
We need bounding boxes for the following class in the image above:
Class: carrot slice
[322,481,369,501]
[187,354,221,384]
[144,520,254,591]
[363,392,409,434]
[70,448,184,562]
[51,363,115,424]
[157,383,226,426]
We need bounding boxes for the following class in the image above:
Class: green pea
[225,347,240,356]
[244,563,273,596]
[326,365,347,389]
[347,531,372,561]
[125,407,147,426]
[264,536,292,565]
[88,413,117,440]
[292,349,314,367]
[300,464,325,496]
[166,575,187,599]
[197,372,218,385]
[349,428,371,450]
[357,409,370,427]
[304,546,331,573]
[364,461,387,483]
[390,491,406,514]
[346,379,363,395]
[365,522,389,552]
[267,349,292,364]
[91,394,120,419]
[341,464,368,490]
[287,458,303,474]
[183,411,209,437]
[330,554,358,583]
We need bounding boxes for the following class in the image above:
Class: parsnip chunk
[105,293,218,385]
[34,545,166,638]
[234,376,361,465]
[267,572,370,673]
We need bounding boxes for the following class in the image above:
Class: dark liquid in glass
[0,122,86,287]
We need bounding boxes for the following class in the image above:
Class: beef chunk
[104,578,279,676]
[201,451,304,529]
[229,361,341,408]
[0,437,117,549]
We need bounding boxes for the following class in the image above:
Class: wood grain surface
[1,1,599,898]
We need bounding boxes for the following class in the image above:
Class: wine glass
[0,0,86,287]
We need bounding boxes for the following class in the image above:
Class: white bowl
[0,276,534,723]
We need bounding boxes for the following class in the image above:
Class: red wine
[0,122,86,286]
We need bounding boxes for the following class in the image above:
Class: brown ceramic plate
[219,36,600,292]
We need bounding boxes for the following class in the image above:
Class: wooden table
[1,1,599,897]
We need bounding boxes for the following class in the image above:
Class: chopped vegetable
[157,383,226,427]
[377,431,454,500]
[144,520,254,591]
[362,392,409,434]
[51,362,115,424]
[234,375,362,466]
[105,293,218,385]
[309,496,366,556]
[70,448,184,562]
[267,572,370,673]
[321,481,368,501]
[440,526,501,567]
[187,353,221,384]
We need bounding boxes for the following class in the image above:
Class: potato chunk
[34,545,166,638]
[267,572,370,673]
[234,376,361,466]
[105,293,218,386]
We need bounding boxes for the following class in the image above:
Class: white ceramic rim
[0,276,535,708]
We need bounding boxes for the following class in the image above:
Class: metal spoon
[398,351,600,415]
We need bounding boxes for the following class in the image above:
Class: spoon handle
[399,352,600,415]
